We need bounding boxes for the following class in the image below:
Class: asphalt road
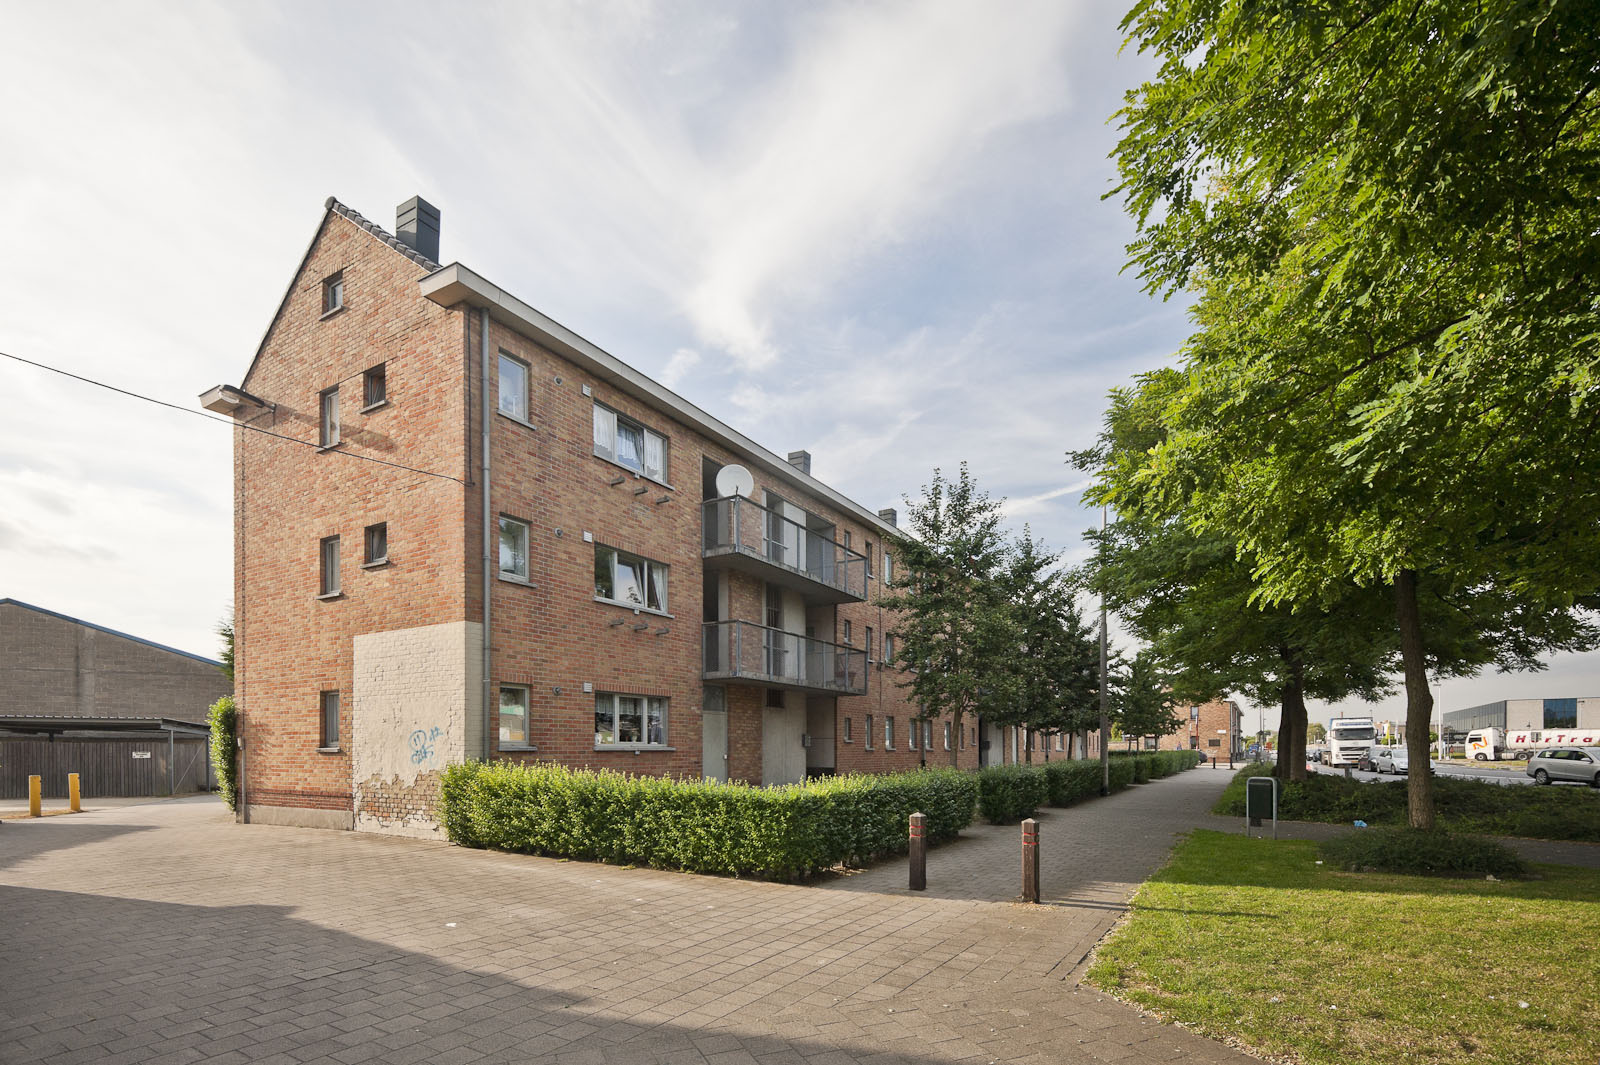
[1309,759,1535,786]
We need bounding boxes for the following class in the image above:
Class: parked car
[1526,747,1600,787]
[1374,746,1408,774]
[1356,747,1380,772]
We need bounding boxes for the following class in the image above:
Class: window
[498,516,529,581]
[319,690,340,748]
[842,620,852,644]
[1190,705,1200,721]
[499,686,529,747]
[884,553,893,586]
[865,541,874,578]
[594,545,668,612]
[592,403,667,481]
[960,726,967,750]
[910,720,919,750]
[1208,738,1221,747]
[865,714,874,750]
[843,717,853,743]
[765,688,785,709]
[1544,698,1578,730]
[322,272,343,314]
[594,692,668,747]
[884,635,895,664]
[943,722,951,750]
[318,535,340,596]
[362,364,386,409]
[865,626,875,661]
[884,717,894,750]
[924,721,933,750]
[1055,733,1064,752]
[1190,736,1198,749]
[498,352,529,423]
[363,522,387,566]
[319,386,339,447]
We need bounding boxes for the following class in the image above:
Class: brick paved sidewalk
[1,772,1257,1065]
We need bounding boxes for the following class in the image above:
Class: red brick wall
[235,211,470,814]
[1150,697,1240,755]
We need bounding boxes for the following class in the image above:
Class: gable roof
[0,598,223,668]
[241,197,439,391]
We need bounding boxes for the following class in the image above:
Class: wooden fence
[0,735,212,798]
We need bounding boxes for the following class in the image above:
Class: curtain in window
[594,696,615,745]
[616,421,643,471]
[592,405,615,461]
[643,431,664,480]
[646,698,667,744]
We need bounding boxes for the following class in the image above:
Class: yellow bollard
[28,775,42,817]
[69,773,81,812]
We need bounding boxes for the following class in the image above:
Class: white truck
[1464,726,1600,761]
[1329,717,1377,768]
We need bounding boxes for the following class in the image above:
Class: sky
[2,0,1595,733]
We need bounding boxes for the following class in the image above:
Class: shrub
[438,761,977,880]
[1043,759,1104,806]
[207,696,238,811]
[1320,828,1528,878]
[977,765,1050,823]
[1131,755,1153,784]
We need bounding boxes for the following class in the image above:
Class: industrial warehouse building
[0,599,229,799]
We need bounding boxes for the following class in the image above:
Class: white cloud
[1001,480,1091,520]
[659,348,702,390]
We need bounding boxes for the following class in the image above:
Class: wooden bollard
[1021,818,1040,903]
[909,812,927,891]
[28,775,42,818]
[69,773,81,812]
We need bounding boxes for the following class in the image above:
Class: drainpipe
[480,307,493,760]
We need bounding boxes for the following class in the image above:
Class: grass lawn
[1088,830,1600,1065]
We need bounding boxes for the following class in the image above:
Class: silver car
[1526,747,1600,787]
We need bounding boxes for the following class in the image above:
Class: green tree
[1112,0,1600,826]
[998,528,1100,758]
[1307,722,1327,744]
[217,612,234,684]
[1112,648,1182,746]
[882,464,1021,768]
[1074,370,1396,781]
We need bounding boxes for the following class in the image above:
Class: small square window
[362,364,386,409]
[319,535,340,596]
[364,522,387,565]
[765,688,785,709]
[322,273,343,315]
[499,685,529,747]
[499,516,529,581]
[498,352,529,423]
[319,690,340,748]
[319,386,340,448]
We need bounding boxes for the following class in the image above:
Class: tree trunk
[1275,650,1309,782]
[1394,569,1436,830]
[950,710,962,769]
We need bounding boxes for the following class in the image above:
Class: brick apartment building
[1145,697,1244,760]
[205,196,999,836]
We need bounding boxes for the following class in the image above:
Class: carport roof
[0,716,210,737]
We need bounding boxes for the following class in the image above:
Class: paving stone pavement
[0,768,1261,1065]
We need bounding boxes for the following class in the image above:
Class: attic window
[322,272,344,316]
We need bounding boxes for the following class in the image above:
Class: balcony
[702,496,868,603]
[702,620,868,696]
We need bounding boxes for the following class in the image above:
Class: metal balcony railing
[702,620,868,695]
[701,496,868,602]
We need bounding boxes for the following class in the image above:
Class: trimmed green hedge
[439,762,977,880]
[979,751,1201,823]
[207,695,238,812]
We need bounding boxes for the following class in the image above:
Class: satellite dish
[715,464,755,499]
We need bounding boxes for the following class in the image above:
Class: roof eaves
[418,263,904,540]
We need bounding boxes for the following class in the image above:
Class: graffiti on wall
[409,725,444,766]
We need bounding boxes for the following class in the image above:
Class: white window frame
[943,722,951,751]
[884,634,895,664]
[363,522,387,566]
[593,692,669,749]
[318,535,341,597]
[924,720,933,750]
[498,352,530,424]
[593,544,669,614]
[909,720,919,750]
[319,386,339,448]
[499,685,531,749]
[884,552,893,586]
[592,402,668,482]
[884,716,894,750]
[498,516,530,582]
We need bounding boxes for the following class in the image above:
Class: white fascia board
[419,262,902,539]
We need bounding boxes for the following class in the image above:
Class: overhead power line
[0,349,468,486]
